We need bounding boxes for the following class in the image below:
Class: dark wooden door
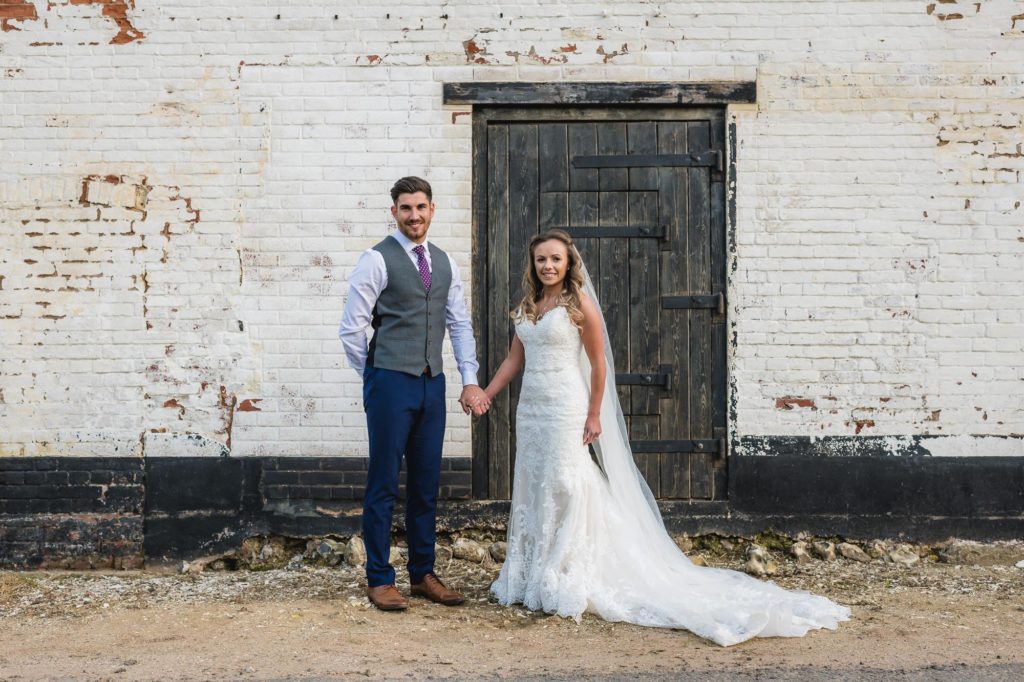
[472,107,727,501]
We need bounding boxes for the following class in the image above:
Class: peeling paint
[922,435,1024,457]
[851,419,875,435]
[237,399,262,412]
[596,43,629,63]
[775,396,816,411]
[462,36,491,64]
[0,0,38,32]
[143,431,230,457]
[68,0,145,45]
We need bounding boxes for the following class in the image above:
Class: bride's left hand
[583,415,601,445]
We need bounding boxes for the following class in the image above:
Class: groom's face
[392,191,435,244]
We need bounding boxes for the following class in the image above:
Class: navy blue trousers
[362,365,446,587]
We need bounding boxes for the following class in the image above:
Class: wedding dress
[490,302,850,646]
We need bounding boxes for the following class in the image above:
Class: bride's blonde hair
[512,229,586,330]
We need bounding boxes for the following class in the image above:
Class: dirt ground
[2,547,1023,681]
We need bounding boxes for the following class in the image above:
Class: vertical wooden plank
[686,120,714,500]
[568,123,600,296]
[628,121,659,191]
[539,124,569,193]
[628,189,661,495]
[568,123,599,193]
[627,120,661,421]
[507,124,540,485]
[709,112,729,500]
[658,120,691,499]
[486,124,511,500]
[471,111,490,499]
[626,122,662,495]
[539,192,568,231]
[596,122,630,410]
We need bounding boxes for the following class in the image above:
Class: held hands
[583,415,602,446]
[459,385,492,417]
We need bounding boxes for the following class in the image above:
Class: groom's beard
[399,218,430,242]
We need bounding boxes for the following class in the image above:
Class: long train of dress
[490,306,850,647]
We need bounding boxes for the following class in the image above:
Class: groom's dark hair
[390,176,432,204]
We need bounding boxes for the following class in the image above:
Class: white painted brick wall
[1,1,1022,457]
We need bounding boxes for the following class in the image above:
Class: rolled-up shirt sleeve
[446,255,480,387]
[339,249,386,377]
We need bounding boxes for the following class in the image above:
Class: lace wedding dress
[490,305,850,647]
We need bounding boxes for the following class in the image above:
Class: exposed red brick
[237,399,262,412]
[559,43,577,52]
[775,396,816,410]
[463,37,490,64]
[0,0,39,32]
[163,398,185,418]
[68,0,144,45]
[451,111,471,124]
[365,54,381,64]
[852,419,875,434]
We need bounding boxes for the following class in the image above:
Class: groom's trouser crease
[363,365,446,587]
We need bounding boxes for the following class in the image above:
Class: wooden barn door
[472,107,727,502]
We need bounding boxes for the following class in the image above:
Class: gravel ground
[1,541,1023,680]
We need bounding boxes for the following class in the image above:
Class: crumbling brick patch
[775,396,817,411]
[0,0,38,32]
[0,457,144,568]
[926,1,981,22]
[1,0,144,43]
[67,0,144,45]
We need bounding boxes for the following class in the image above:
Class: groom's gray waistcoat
[368,236,452,377]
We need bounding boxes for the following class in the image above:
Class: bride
[478,229,850,647]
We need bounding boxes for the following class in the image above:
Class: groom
[339,176,491,611]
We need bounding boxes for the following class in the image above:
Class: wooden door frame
[450,82,755,500]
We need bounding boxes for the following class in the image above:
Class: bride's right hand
[582,415,601,445]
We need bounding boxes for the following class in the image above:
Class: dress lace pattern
[490,306,851,646]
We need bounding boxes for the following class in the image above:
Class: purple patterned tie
[413,244,431,292]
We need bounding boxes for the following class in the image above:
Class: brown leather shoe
[367,584,408,611]
[410,574,465,606]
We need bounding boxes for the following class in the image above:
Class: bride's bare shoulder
[578,293,600,320]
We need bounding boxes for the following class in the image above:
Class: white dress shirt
[339,231,480,386]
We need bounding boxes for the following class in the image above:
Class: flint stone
[345,536,367,567]
[690,555,708,567]
[888,544,920,567]
[790,541,813,566]
[866,539,890,559]
[318,539,344,557]
[938,540,1024,567]
[812,541,836,562]
[743,544,777,577]
[435,543,453,563]
[837,542,871,563]
[452,538,487,563]
[489,541,507,563]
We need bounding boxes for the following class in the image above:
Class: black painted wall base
[2,447,1023,566]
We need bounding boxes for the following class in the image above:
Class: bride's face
[533,239,569,290]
